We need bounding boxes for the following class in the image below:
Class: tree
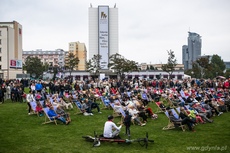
[211,54,226,77]
[108,53,139,80]
[150,65,155,70]
[161,50,177,79]
[189,55,225,79]
[43,62,49,72]
[86,54,102,79]
[23,56,44,78]
[65,52,79,76]
[224,69,230,78]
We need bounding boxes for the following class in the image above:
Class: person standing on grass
[0,86,4,103]
[35,80,43,93]
[26,90,35,115]
[123,111,132,137]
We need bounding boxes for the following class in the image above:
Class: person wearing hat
[103,115,122,138]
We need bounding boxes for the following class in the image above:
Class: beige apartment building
[0,21,23,79]
[68,41,87,70]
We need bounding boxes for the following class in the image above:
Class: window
[0,31,1,36]
[0,39,1,45]
[0,65,1,69]
[0,56,1,62]
[0,48,1,53]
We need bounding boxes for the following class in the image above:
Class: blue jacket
[48,109,57,118]
[35,83,43,91]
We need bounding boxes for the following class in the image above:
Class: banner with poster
[98,6,109,69]
[10,59,22,69]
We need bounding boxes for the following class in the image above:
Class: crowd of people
[0,76,229,133]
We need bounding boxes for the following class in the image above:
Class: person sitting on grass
[47,105,69,125]
[85,98,102,113]
[103,115,122,139]
[81,99,93,116]
[56,105,71,123]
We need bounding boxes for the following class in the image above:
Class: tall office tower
[88,4,118,69]
[68,41,87,70]
[0,21,23,79]
[182,32,202,70]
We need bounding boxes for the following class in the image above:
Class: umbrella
[216,76,226,80]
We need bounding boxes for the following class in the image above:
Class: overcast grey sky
[1,0,230,64]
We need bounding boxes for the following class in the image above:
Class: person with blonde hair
[128,104,146,126]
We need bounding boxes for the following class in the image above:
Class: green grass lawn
[0,98,229,153]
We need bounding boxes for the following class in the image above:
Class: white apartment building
[0,21,23,79]
[23,49,66,67]
[89,4,118,69]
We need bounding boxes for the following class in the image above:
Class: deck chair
[100,96,110,109]
[29,101,39,116]
[162,109,185,131]
[42,107,58,125]
[175,107,181,114]
[184,105,190,110]
[155,102,166,113]
[74,101,84,114]
[165,97,175,108]
[39,100,45,108]
[117,107,127,125]
[109,103,121,117]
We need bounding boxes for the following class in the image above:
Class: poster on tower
[98,6,109,69]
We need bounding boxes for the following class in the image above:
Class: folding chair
[117,107,126,125]
[29,101,39,116]
[175,107,181,114]
[109,103,121,117]
[42,107,58,125]
[162,109,185,131]
[155,102,165,113]
[100,96,110,109]
[74,101,84,114]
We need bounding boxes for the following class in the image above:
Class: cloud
[1,0,230,64]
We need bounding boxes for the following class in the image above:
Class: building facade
[23,49,66,67]
[224,62,230,70]
[68,41,87,70]
[88,4,118,69]
[0,21,23,79]
[182,32,202,70]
